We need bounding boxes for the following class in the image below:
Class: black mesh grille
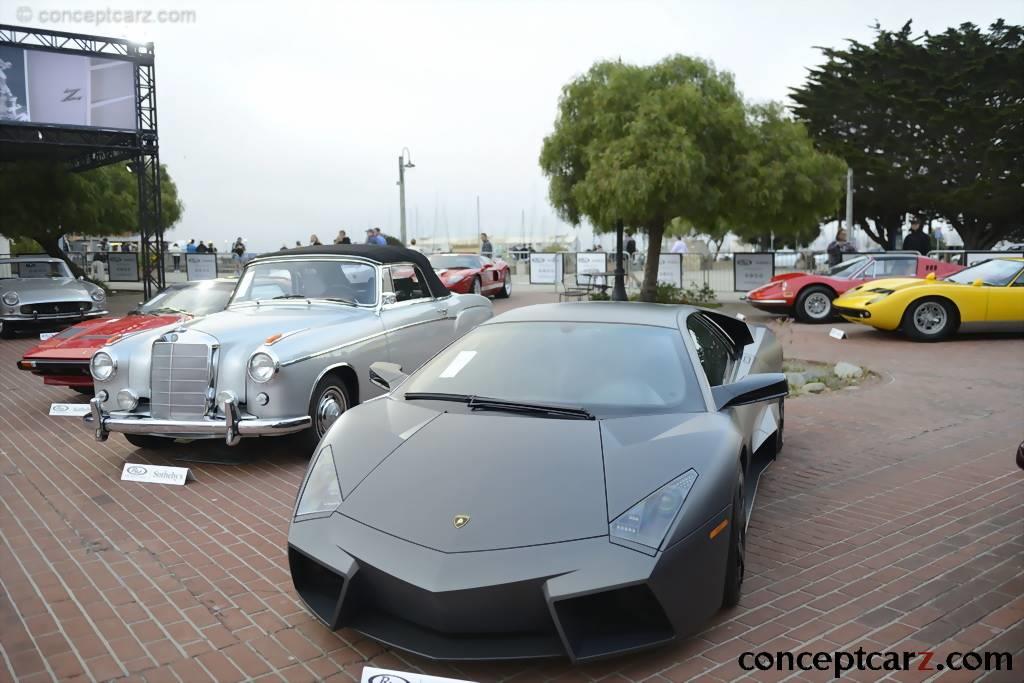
[20,301,90,315]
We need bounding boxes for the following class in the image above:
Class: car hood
[839,277,940,300]
[1,278,93,302]
[184,302,371,351]
[335,399,608,553]
[23,314,184,361]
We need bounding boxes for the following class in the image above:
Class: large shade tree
[0,162,183,276]
[540,56,845,301]
[791,20,1023,249]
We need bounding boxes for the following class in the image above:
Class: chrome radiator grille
[150,342,212,420]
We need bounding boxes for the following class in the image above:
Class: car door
[986,266,1024,324]
[479,257,502,294]
[380,263,451,372]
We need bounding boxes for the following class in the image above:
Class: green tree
[540,56,844,301]
[0,162,183,276]
[791,20,1023,249]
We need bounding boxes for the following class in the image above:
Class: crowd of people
[826,216,947,267]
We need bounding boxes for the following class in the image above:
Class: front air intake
[289,547,344,627]
[553,583,674,661]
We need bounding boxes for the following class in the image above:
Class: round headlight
[90,289,105,302]
[116,389,139,411]
[2,291,18,306]
[247,352,278,383]
[90,352,116,381]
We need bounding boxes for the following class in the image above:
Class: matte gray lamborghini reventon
[287,302,787,662]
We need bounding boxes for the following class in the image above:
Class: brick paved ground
[0,297,1021,683]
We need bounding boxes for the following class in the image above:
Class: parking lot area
[1,294,1021,683]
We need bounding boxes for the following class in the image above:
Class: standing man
[902,217,932,255]
[334,230,351,245]
[670,236,688,254]
[480,233,494,258]
[196,241,208,254]
[827,227,856,266]
[186,239,197,254]
[370,228,387,246]
[365,229,375,244]
[625,234,637,262]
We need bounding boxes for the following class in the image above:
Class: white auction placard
[121,463,193,486]
[106,252,140,282]
[575,252,608,286]
[49,403,92,416]
[733,253,775,292]
[39,331,58,341]
[528,252,562,284]
[829,327,848,339]
[186,253,218,281]
[360,667,476,683]
[656,253,682,287]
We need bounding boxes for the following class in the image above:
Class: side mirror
[972,279,983,287]
[381,292,398,306]
[711,373,789,411]
[369,361,407,391]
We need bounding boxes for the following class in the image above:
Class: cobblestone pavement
[0,298,1021,683]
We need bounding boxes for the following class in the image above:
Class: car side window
[388,264,431,303]
[880,258,916,276]
[686,315,733,387]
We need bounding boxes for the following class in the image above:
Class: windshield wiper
[323,297,358,306]
[468,396,594,420]
[403,392,472,403]
[271,294,309,300]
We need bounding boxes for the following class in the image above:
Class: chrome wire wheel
[913,301,947,335]
[314,386,347,437]
[804,291,831,319]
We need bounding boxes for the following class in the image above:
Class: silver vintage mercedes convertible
[86,245,493,451]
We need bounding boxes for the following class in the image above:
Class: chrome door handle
[436,307,448,317]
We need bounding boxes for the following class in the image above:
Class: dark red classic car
[428,253,512,298]
[17,279,234,392]
[743,254,963,322]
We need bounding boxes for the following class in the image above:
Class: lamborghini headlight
[610,469,698,551]
[295,445,342,517]
[90,351,116,381]
[247,351,278,383]
[447,273,465,285]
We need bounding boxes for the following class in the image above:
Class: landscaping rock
[802,382,827,394]
[785,372,807,389]
[834,361,864,380]
[802,367,832,382]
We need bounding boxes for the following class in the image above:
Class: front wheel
[472,276,482,296]
[124,434,174,450]
[302,374,351,454]
[0,321,15,339]
[902,298,957,342]
[722,468,746,608]
[794,285,835,323]
[496,273,511,298]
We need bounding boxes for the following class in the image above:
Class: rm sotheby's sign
[49,403,92,416]
[360,667,475,683]
[120,463,193,486]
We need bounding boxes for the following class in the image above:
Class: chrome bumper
[85,397,311,446]
[1,310,107,322]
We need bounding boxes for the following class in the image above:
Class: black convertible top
[251,244,450,299]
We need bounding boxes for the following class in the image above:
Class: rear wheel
[794,285,835,323]
[902,297,957,342]
[124,434,174,450]
[722,468,746,608]
[496,273,511,298]
[302,373,351,454]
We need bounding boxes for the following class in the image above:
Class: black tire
[901,297,957,342]
[472,276,482,296]
[722,468,746,608]
[124,434,174,449]
[72,386,94,396]
[0,321,15,339]
[794,285,835,323]
[302,373,352,454]
[495,273,511,298]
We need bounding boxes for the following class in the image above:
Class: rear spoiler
[701,310,754,350]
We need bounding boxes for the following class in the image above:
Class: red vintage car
[743,254,963,322]
[17,279,235,392]
[428,253,512,298]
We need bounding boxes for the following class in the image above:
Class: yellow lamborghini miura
[833,257,1024,341]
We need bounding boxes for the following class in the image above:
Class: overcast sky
[7,0,1022,252]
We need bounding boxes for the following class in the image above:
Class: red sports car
[18,278,235,393]
[428,253,512,298]
[743,254,963,322]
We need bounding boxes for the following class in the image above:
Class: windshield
[429,254,483,269]
[827,256,868,279]
[945,259,1023,286]
[0,259,73,279]
[231,259,378,305]
[400,321,706,416]
[140,281,234,315]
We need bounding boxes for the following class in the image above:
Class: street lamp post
[397,147,415,245]
[612,219,628,301]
